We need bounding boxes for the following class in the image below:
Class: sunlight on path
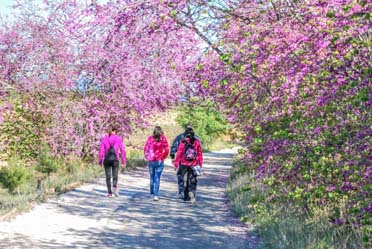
[0,148,260,249]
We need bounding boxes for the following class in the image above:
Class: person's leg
[189,168,198,196]
[112,161,120,196]
[179,165,189,201]
[153,161,164,197]
[103,161,112,195]
[177,168,183,195]
[148,162,156,195]
[188,167,197,203]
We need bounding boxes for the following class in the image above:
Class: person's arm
[98,137,105,166]
[170,134,182,159]
[144,137,151,161]
[174,141,184,169]
[119,138,126,166]
[162,136,170,161]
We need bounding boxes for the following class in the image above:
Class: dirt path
[0,148,260,249]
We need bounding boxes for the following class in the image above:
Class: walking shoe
[113,187,119,197]
[107,193,113,197]
[153,196,159,201]
[189,192,196,204]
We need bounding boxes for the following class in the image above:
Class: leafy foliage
[0,0,200,158]
[191,0,371,245]
[36,145,58,176]
[0,157,32,193]
[176,99,229,149]
[0,95,46,159]
[0,0,370,245]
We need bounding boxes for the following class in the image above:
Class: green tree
[176,99,229,149]
[36,144,58,184]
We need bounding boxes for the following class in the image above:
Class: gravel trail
[0,148,260,249]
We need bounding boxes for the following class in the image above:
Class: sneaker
[107,193,113,197]
[153,196,159,201]
[189,192,196,204]
[113,188,119,197]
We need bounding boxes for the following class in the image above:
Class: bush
[36,144,58,177]
[0,157,32,194]
[227,159,367,249]
[63,157,84,174]
[176,98,229,149]
[125,149,147,170]
[0,96,47,159]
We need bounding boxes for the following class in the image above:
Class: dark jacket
[170,132,199,159]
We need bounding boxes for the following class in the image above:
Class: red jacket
[144,135,169,162]
[174,138,203,168]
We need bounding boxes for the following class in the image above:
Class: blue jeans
[148,161,164,197]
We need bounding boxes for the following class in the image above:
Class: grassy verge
[0,110,182,218]
[0,161,102,218]
[0,109,236,219]
[204,135,239,152]
[226,158,367,249]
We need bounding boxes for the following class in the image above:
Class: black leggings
[103,160,120,194]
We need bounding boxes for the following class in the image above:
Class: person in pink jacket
[144,126,169,201]
[174,128,203,204]
[98,125,126,197]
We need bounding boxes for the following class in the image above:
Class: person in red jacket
[174,128,203,204]
[144,126,169,201]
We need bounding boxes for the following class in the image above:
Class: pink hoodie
[98,134,126,165]
[144,135,169,162]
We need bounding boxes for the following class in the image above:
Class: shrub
[0,96,47,159]
[176,98,229,149]
[125,149,147,170]
[36,144,58,177]
[0,157,32,194]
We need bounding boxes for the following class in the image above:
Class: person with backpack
[144,126,169,201]
[174,128,203,204]
[170,124,200,199]
[98,125,126,197]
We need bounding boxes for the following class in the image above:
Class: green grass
[0,109,237,218]
[0,110,182,216]
[226,159,367,249]
[0,163,102,217]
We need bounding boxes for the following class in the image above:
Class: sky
[0,0,112,17]
[0,0,15,16]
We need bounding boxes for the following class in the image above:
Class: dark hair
[107,125,118,135]
[184,128,195,144]
[153,126,163,141]
[184,123,193,130]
